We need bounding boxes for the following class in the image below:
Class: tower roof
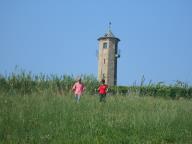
[98,23,120,41]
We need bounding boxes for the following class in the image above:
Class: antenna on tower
[108,22,112,32]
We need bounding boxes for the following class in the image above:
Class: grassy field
[0,92,192,144]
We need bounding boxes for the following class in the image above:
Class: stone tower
[97,23,120,86]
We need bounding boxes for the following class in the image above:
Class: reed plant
[0,71,191,98]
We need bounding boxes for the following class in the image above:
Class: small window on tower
[102,73,105,79]
[103,42,108,48]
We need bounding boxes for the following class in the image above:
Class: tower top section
[98,22,120,41]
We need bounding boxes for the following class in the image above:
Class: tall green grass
[0,92,192,143]
[0,71,192,99]
[0,71,99,95]
[1,69,192,143]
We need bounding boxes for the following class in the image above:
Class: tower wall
[98,38,119,86]
[107,39,118,86]
[97,39,108,82]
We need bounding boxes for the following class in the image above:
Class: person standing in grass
[72,78,85,103]
[98,79,108,102]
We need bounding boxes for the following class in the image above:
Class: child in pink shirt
[72,78,85,102]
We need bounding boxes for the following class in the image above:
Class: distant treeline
[110,84,192,99]
[0,72,192,99]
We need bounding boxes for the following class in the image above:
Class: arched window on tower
[103,42,108,48]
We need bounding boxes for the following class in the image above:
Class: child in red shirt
[98,79,108,102]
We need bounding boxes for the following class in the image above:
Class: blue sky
[0,0,192,85]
